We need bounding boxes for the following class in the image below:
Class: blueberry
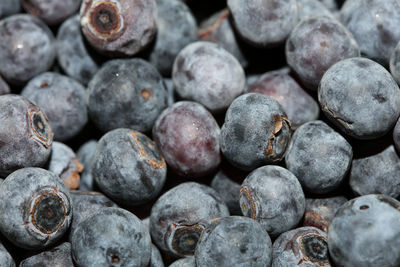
[0,95,53,177]
[248,68,320,129]
[0,0,20,19]
[297,0,334,20]
[21,72,88,141]
[92,129,167,206]
[71,207,151,267]
[272,226,330,267]
[285,120,353,194]
[163,78,176,107]
[198,9,248,68]
[57,15,99,86]
[340,0,400,65]
[172,41,246,113]
[220,93,291,171]
[152,101,221,178]
[88,58,168,133]
[319,57,400,139]
[211,168,245,215]
[19,242,74,266]
[286,16,360,90]
[21,0,80,25]
[227,0,298,47]
[46,141,83,189]
[68,190,117,241]
[240,165,305,236]
[328,194,400,267]
[149,182,229,257]
[149,243,164,267]
[0,240,15,267]
[350,145,400,198]
[76,139,98,191]
[80,0,157,56]
[303,196,347,232]
[195,216,273,267]
[319,0,338,11]
[148,0,197,76]
[0,168,72,250]
[0,75,10,96]
[169,256,195,267]
[0,14,56,85]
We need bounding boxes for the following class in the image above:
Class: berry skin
[91,129,167,206]
[21,72,88,141]
[285,120,353,194]
[0,0,20,19]
[149,182,229,257]
[172,41,246,113]
[240,165,305,237]
[57,15,99,86]
[0,76,10,96]
[220,93,291,171]
[88,58,168,133]
[272,226,330,267]
[0,168,72,250]
[152,101,221,178]
[76,140,98,192]
[80,0,157,56]
[71,207,152,267]
[328,194,400,267]
[22,0,81,25]
[0,240,15,267]
[0,95,53,177]
[169,257,195,267]
[319,57,400,140]
[149,244,164,267]
[19,242,74,266]
[195,216,273,267]
[0,14,55,85]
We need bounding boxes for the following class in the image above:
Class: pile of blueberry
[1,0,400,266]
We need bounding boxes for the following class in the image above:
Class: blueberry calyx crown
[28,109,52,148]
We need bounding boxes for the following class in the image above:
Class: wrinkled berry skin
[21,72,88,141]
[88,58,167,133]
[297,0,334,20]
[0,240,15,267]
[198,9,248,68]
[303,196,347,232]
[220,93,291,171]
[0,14,55,85]
[69,190,117,240]
[153,101,221,178]
[47,142,83,190]
[319,57,400,140]
[211,169,243,215]
[272,227,330,267]
[195,216,272,267]
[71,207,151,267]
[228,0,298,47]
[77,140,98,191]
[169,257,195,267]
[92,129,167,206]
[150,182,229,257]
[80,0,157,56]
[19,242,74,266]
[285,120,353,194]
[148,0,197,76]
[22,0,80,25]
[149,244,164,267]
[0,0,20,19]
[350,145,400,198]
[57,15,99,86]
[0,76,10,96]
[0,95,53,177]
[328,194,400,267]
[248,69,319,129]
[286,16,360,90]
[173,42,246,113]
[240,165,305,237]
[340,0,400,65]
[0,168,72,250]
